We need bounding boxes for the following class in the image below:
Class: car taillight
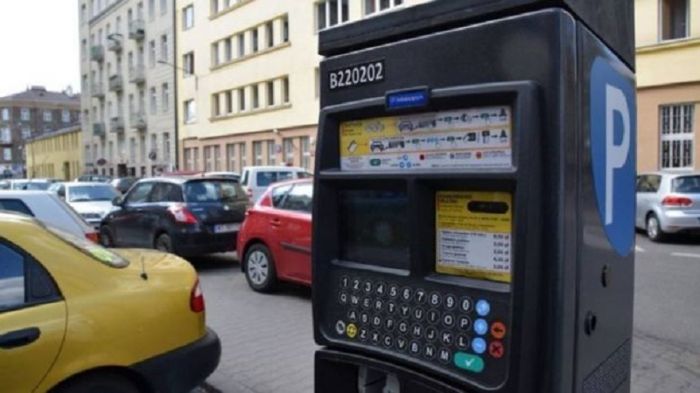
[85,232,100,243]
[662,195,693,207]
[168,204,198,224]
[190,278,205,313]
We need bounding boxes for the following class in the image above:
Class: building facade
[636,0,700,172]
[25,126,83,180]
[0,87,80,177]
[175,0,429,173]
[79,0,176,178]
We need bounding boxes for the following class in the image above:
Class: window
[672,175,700,193]
[43,110,53,122]
[315,68,320,98]
[252,84,259,109]
[3,148,12,161]
[214,145,221,170]
[184,148,193,170]
[225,90,233,114]
[282,16,289,42]
[150,87,157,114]
[62,109,71,123]
[126,182,155,204]
[148,0,155,21]
[21,127,31,139]
[238,88,246,111]
[267,140,277,165]
[660,104,694,169]
[265,22,274,48]
[81,3,87,22]
[149,40,156,67]
[317,0,349,30]
[163,132,171,162]
[193,147,200,169]
[161,84,169,112]
[251,28,259,53]
[183,5,194,30]
[129,137,136,162]
[0,108,8,121]
[282,77,290,103]
[150,182,183,202]
[160,0,167,15]
[364,0,403,16]
[281,183,313,213]
[266,81,275,106]
[237,33,245,57]
[160,34,168,61]
[212,42,220,65]
[0,243,25,310]
[183,52,195,76]
[300,136,311,169]
[21,108,30,121]
[0,199,33,215]
[204,146,213,171]
[239,142,247,169]
[226,143,236,171]
[661,0,688,41]
[253,141,263,165]
[283,138,294,165]
[1,128,11,144]
[224,38,232,62]
[184,99,196,123]
[636,175,662,193]
[271,184,293,208]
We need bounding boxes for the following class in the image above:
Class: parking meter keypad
[331,274,509,384]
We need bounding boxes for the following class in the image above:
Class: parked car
[0,190,98,242]
[204,171,240,181]
[636,171,700,241]
[237,179,312,292]
[100,176,248,256]
[0,212,220,393]
[240,166,312,203]
[110,176,139,194]
[75,174,112,182]
[49,182,121,228]
[9,178,59,190]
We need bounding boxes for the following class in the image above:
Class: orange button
[490,321,507,339]
[489,340,505,359]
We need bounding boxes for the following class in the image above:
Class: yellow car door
[0,242,67,393]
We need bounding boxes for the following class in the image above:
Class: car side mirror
[112,196,123,207]
[57,189,65,198]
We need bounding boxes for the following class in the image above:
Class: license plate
[214,223,240,233]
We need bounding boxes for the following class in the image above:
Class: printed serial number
[329,61,384,90]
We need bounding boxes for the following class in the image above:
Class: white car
[0,190,97,241]
[49,182,121,228]
[240,166,312,203]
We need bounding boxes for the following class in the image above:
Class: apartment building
[175,0,429,173]
[636,0,700,171]
[0,86,80,178]
[79,0,176,177]
[26,126,83,180]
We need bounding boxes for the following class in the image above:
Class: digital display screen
[339,190,410,270]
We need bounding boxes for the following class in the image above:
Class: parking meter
[312,1,635,392]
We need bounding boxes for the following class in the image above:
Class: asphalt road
[193,234,700,392]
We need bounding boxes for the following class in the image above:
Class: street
[192,234,700,393]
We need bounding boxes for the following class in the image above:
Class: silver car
[636,171,700,241]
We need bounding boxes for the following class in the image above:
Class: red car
[237,179,312,292]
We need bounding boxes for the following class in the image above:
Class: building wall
[79,0,176,178]
[635,0,700,171]
[25,128,83,180]
[175,0,429,172]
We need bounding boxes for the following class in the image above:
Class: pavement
[191,234,700,393]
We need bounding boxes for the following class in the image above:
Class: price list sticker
[435,191,512,283]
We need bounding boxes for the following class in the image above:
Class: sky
[0,0,80,97]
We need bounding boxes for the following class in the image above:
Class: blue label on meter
[386,89,429,109]
[590,57,636,257]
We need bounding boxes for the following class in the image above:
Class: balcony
[129,19,145,40]
[130,111,147,131]
[129,64,145,84]
[107,39,122,53]
[108,74,123,93]
[93,122,106,137]
[90,45,104,62]
[110,116,125,133]
[91,83,105,99]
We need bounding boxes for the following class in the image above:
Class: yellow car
[0,212,220,393]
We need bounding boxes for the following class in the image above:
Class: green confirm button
[454,352,484,373]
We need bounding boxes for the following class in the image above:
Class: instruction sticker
[435,191,512,283]
[339,106,512,171]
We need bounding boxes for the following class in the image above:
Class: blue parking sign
[590,57,636,257]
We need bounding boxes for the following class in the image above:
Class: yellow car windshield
[48,227,129,268]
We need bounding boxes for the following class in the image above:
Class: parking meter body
[312,1,635,392]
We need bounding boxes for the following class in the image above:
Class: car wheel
[99,226,114,248]
[155,233,173,253]
[54,371,140,393]
[646,213,665,242]
[244,244,278,292]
